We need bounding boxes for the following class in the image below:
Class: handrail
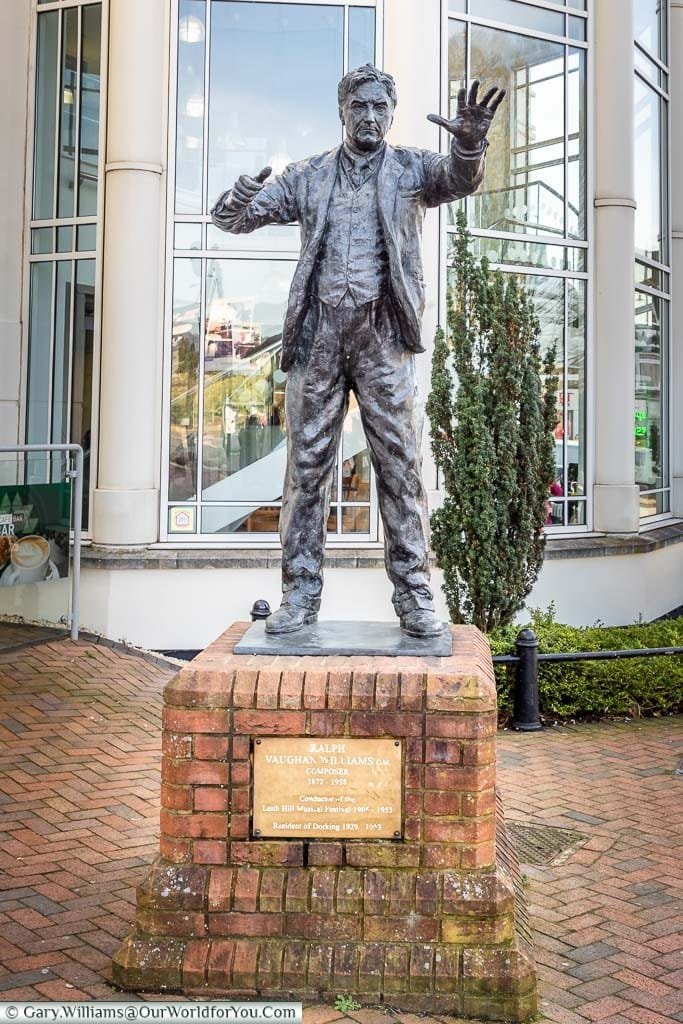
[0,444,83,641]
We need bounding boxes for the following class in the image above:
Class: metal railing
[0,444,83,641]
[493,630,683,731]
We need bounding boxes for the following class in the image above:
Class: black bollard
[512,628,542,731]
[250,599,271,622]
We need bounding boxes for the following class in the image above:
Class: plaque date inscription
[252,737,403,839]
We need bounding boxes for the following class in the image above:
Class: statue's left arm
[420,80,505,208]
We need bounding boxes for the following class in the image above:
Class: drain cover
[508,821,588,865]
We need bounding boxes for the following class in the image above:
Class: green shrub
[490,610,683,720]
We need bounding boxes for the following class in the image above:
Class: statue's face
[341,80,394,152]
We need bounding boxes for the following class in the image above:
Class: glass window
[634,0,665,61]
[27,5,102,529]
[76,224,97,251]
[51,260,73,459]
[469,0,565,36]
[78,4,102,216]
[635,290,669,516]
[447,3,587,530]
[167,0,377,540]
[27,263,55,451]
[349,7,376,69]
[175,0,206,215]
[634,77,666,265]
[452,26,572,238]
[32,227,54,255]
[169,259,202,502]
[207,3,344,208]
[57,8,78,219]
[201,258,294,500]
[33,12,59,220]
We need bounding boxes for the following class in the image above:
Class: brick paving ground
[0,636,680,1022]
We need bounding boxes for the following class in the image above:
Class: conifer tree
[427,211,558,631]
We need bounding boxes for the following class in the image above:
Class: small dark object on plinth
[235,619,453,657]
[512,628,542,731]
[250,599,271,621]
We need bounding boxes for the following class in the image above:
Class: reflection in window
[169,259,201,501]
[634,77,666,265]
[33,12,59,220]
[635,291,669,517]
[175,0,206,214]
[446,4,587,529]
[207,2,344,207]
[349,7,376,69]
[33,6,102,222]
[449,23,586,240]
[168,1,377,539]
[634,0,665,60]
[201,259,293,501]
[78,4,102,216]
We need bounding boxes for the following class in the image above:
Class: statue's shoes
[265,605,318,635]
[399,608,445,638]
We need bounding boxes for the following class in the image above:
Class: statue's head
[338,64,397,153]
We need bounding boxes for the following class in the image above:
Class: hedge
[489,610,683,720]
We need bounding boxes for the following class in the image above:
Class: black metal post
[250,599,271,622]
[512,628,542,731]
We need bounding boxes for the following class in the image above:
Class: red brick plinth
[113,622,536,1020]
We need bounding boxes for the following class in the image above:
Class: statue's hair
[337,64,397,111]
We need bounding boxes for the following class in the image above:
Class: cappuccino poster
[0,483,71,587]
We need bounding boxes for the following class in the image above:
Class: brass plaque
[252,737,403,839]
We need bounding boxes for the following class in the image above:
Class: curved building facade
[1,0,681,648]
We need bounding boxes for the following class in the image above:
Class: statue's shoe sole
[265,613,318,635]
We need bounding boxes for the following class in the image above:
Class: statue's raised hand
[428,81,505,152]
[216,165,272,212]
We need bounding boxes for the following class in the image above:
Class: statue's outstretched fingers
[468,79,480,106]
[481,86,498,109]
[490,89,507,112]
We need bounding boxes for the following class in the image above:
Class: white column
[592,0,640,532]
[384,0,442,496]
[92,0,168,544]
[671,2,683,517]
[0,1,30,456]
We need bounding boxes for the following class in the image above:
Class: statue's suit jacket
[211,140,487,371]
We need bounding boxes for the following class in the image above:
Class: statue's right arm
[210,164,298,234]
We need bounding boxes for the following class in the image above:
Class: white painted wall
[69,547,683,650]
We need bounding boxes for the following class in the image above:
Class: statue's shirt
[316,144,389,308]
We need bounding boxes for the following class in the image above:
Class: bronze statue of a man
[212,66,504,637]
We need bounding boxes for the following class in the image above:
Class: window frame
[634,0,672,523]
[22,0,108,536]
[160,0,384,546]
[440,0,593,536]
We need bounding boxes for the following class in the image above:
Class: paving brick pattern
[0,636,681,1022]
